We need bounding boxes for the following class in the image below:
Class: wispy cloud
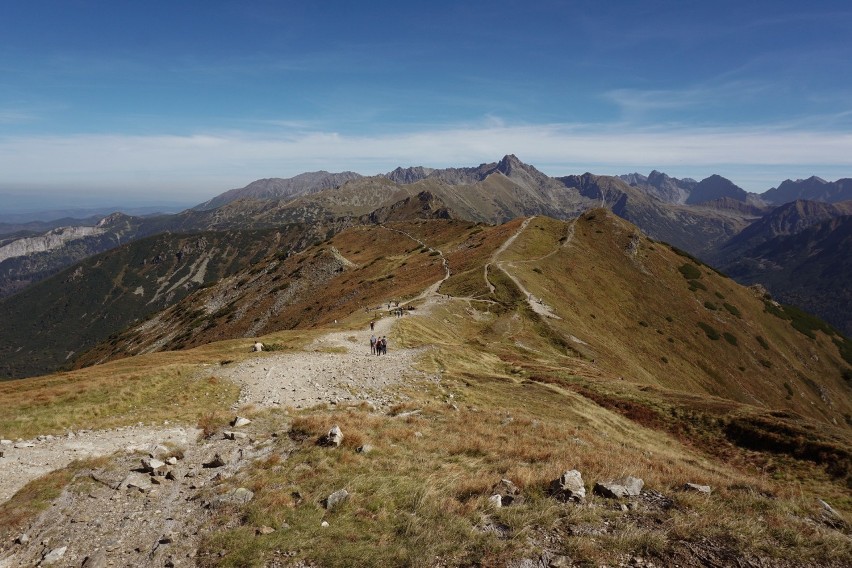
[1,123,850,199]
[0,108,38,124]
[603,80,776,121]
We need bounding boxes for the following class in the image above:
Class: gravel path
[219,313,424,410]
[0,290,436,510]
[0,426,198,504]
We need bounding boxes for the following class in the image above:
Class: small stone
[0,439,12,446]
[232,416,251,428]
[40,546,68,565]
[488,494,502,507]
[203,454,227,468]
[818,499,842,519]
[81,551,108,568]
[122,472,153,493]
[15,533,29,545]
[324,489,349,509]
[209,487,254,509]
[141,457,166,472]
[223,431,248,440]
[257,526,275,535]
[683,483,712,494]
[321,521,330,527]
[14,442,35,449]
[356,444,373,454]
[165,457,178,465]
[323,425,344,447]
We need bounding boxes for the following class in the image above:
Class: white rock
[141,457,166,472]
[14,442,35,449]
[41,546,68,565]
[232,417,251,428]
[165,457,178,465]
[683,483,712,494]
[324,425,344,447]
[488,494,503,507]
[0,439,12,446]
[321,521,330,527]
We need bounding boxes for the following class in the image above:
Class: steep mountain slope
[686,174,749,204]
[618,170,697,204]
[0,226,318,380]
[721,215,852,336]
[713,199,852,262]
[192,171,363,211]
[0,213,157,298]
[763,176,852,204]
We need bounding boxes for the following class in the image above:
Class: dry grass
[195,295,851,566]
[0,351,240,440]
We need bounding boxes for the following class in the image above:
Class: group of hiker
[369,334,388,355]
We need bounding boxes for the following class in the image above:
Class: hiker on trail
[370,334,377,355]
[370,320,375,331]
[380,336,388,355]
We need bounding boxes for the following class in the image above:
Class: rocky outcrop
[0,226,105,263]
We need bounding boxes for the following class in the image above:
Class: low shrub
[697,322,720,340]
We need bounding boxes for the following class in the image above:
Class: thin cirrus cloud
[1,122,850,197]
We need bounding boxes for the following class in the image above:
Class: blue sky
[1,0,851,209]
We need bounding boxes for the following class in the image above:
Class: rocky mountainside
[192,171,363,211]
[0,215,103,238]
[763,176,852,204]
[559,173,754,257]
[618,170,697,204]
[0,213,163,298]
[686,174,749,205]
[714,200,852,260]
[0,227,319,380]
[720,214,852,336]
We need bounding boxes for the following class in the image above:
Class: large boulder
[550,470,586,503]
[593,476,644,499]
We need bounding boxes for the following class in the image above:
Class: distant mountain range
[763,176,852,205]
